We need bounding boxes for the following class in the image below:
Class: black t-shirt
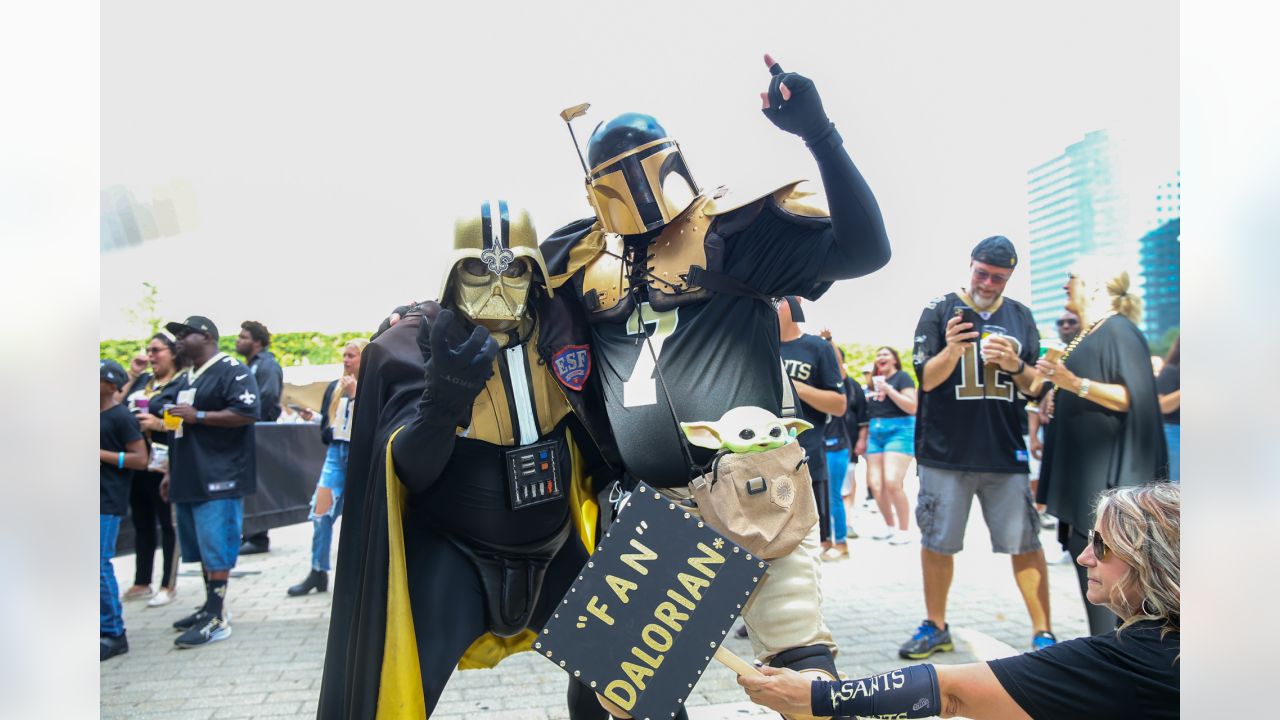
[866,370,915,419]
[168,353,262,503]
[247,350,284,421]
[588,206,838,487]
[824,383,869,462]
[100,403,142,515]
[988,621,1179,719]
[1156,363,1179,425]
[781,334,844,460]
[913,292,1039,473]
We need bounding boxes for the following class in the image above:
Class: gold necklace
[1060,311,1117,364]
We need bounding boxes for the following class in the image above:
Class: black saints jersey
[780,333,844,459]
[590,210,838,487]
[913,292,1039,473]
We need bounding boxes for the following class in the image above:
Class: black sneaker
[173,609,209,632]
[100,633,129,661]
[899,620,954,660]
[175,614,232,648]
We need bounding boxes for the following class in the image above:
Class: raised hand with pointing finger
[760,53,834,146]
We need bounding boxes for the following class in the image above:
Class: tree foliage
[100,330,374,369]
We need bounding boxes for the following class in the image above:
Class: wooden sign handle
[713,645,762,676]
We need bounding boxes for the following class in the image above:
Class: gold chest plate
[577,196,714,320]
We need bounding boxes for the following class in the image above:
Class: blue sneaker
[899,620,953,660]
[1031,630,1057,651]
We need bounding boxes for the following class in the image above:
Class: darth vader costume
[317,201,619,719]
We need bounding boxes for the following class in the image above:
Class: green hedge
[100,330,374,369]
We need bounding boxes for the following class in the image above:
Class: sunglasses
[1087,529,1110,561]
[1056,319,1079,327]
[972,268,1010,285]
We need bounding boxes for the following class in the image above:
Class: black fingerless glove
[811,664,941,718]
[761,62,837,148]
[418,308,499,426]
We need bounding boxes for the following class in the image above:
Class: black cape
[1039,314,1169,531]
[316,311,601,719]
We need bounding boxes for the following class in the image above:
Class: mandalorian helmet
[440,200,551,331]
[584,113,700,235]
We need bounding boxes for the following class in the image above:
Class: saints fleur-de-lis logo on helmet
[480,231,516,276]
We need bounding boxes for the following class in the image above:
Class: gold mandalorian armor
[562,181,831,323]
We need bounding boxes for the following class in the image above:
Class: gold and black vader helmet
[580,112,700,235]
[441,200,551,331]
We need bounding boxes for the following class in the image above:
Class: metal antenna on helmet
[559,103,592,177]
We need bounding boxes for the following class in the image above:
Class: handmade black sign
[537,482,768,720]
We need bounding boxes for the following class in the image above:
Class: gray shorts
[915,466,1042,555]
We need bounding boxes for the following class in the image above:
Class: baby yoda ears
[680,421,726,450]
[783,417,814,437]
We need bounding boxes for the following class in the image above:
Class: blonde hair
[328,338,369,422]
[1094,483,1180,637]
[1072,254,1143,325]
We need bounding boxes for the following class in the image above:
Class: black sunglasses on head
[1087,529,1110,560]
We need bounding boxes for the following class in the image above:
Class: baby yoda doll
[681,406,813,454]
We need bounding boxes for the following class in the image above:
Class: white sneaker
[871,527,895,541]
[147,588,177,607]
[889,530,915,546]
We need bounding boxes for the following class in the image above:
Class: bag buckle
[745,476,768,495]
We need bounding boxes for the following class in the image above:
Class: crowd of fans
[100,239,1178,715]
[99,318,355,658]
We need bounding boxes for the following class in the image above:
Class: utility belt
[446,519,572,638]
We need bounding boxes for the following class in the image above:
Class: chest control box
[505,439,564,511]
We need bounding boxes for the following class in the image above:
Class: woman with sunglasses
[739,483,1180,719]
[1034,255,1168,634]
[119,332,188,607]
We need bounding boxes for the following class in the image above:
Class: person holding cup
[1034,254,1168,634]
[864,346,917,545]
[904,235,1056,659]
[119,331,188,607]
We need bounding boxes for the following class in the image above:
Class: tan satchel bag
[689,441,818,560]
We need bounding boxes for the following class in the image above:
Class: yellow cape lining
[377,426,599,717]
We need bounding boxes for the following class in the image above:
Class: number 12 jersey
[912,292,1039,474]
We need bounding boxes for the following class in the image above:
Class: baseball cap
[100,359,128,389]
[971,235,1018,269]
[165,315,220,340]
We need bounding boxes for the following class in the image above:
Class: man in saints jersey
[902,235,1056,661]
[541,53,892,708]
[318,201,617,719]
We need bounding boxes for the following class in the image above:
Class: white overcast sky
[100,0,1178,347]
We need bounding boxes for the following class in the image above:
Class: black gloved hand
[761,60,834,147]
[418,309,499,420]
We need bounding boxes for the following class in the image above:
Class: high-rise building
[1151,171,1181,230]
[1139,218,1180,342]
[1026,130,1128,332]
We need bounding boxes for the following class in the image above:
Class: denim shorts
[914,466,1041,555]
[866,416,916,456]
[175,497,244,571]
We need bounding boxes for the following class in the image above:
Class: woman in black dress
[1034,255,1168,634]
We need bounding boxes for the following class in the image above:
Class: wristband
[1077,379,1091,398]
[117,452,126,469]
[1011,359,1026,376]
[812,663,941,718]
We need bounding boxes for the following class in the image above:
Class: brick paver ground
[102,463,1088,719]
